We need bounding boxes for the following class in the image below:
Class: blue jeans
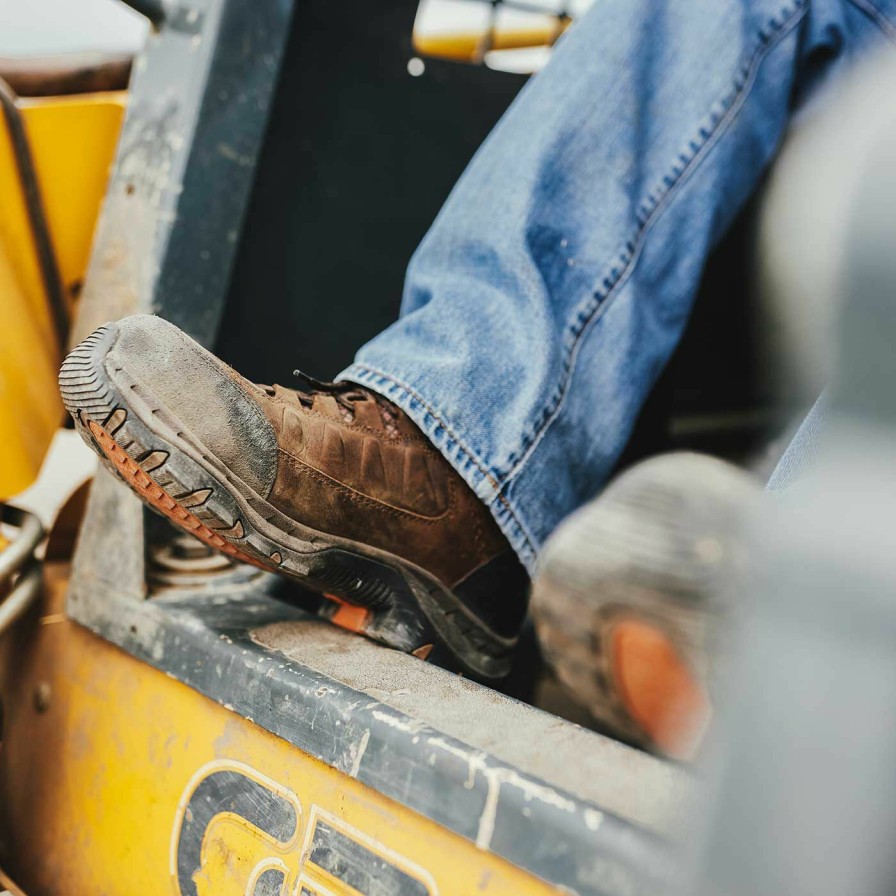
[341,0,896,573]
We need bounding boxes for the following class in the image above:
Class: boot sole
[60,324,517,680]
[532,577,710,758]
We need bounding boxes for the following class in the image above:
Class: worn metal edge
[66,578,679,896]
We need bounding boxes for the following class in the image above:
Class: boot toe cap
[105,314,278,496]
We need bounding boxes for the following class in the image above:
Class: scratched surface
[251,621,691,838]
[4,567,568,895]
[66,573,689,896]
[71,0,294,348]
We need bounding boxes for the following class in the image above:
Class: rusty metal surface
[251,619,693,838]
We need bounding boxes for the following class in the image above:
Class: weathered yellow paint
[20,94,127,304]
[0,566,559,895]
[0,235,62,499]
[0,92,125,498]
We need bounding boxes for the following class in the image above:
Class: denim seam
[339,363,541,560]
[845,0,896,37]
[346,0,810,564]
[497,0,810,488]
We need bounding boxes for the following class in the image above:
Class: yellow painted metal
[0,92,125,498]
[0,236,62,500]
[19,94,127,305]
[0,565,558,896]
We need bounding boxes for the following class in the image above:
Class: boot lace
[261,370,398,434]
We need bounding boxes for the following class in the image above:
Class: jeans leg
[341,0,896,573]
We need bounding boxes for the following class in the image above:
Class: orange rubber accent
[329,601,372,634]
[610,618,711,760]
[88,420,271,571]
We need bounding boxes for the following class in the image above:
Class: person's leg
[342,0,896,573]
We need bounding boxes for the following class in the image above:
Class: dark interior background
[216,0,525,381]
[216,0,776,473]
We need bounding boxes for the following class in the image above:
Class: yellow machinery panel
[0,92,125,498]
[0,567,558,896]
[21,94,127,305]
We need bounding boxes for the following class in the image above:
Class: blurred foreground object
[700,52,896,896]
[533,453,759,760]
[756,49,896,406]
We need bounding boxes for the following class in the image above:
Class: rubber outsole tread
[87,420,269,571]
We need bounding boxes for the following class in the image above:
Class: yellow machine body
[0,91,125,498]
[0,567,555,896]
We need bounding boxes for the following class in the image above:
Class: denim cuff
[338,363,539,574]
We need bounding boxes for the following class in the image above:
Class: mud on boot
[60,315,529,680]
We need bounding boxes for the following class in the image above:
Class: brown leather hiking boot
[60,314,528,678]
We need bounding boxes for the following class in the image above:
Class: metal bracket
[0,506,44,635]
[68,0,295,608]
